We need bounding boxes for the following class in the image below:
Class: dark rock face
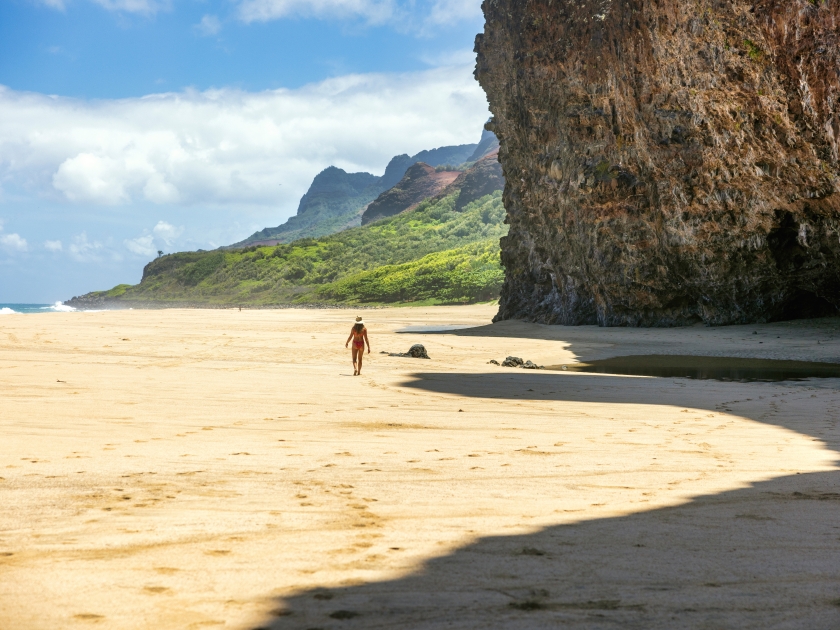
[447,150,504,211]
[296,167,379,216]
[475,0,840,326]
[379,154,415,190]
[362,163,461,225]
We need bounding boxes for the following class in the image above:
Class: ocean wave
[40,302,76,312]
[0,307,17,315]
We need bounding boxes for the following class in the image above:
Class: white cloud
[44,239,63,251]
[143,172,180,204]
[238,0,395,23]
[124,233,157,257]
[36,0,481,26]
[53,153,130,205]
[427,0,481,25]
[235,0,482,29]
[124,221,183,257]
[0,65,488,215]
[89,0,168,14]
[68,232,108,262]
[37,0,168,13]
[0,221,28,253]
[0,232,28,253]
[195,14,222,36]
[152,220,183,245]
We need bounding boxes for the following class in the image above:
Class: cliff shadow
[249,371,840,629]
[398,316,840,367]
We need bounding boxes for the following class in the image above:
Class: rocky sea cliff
[476,0,840,325]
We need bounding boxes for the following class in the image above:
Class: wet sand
[1,305,839,629]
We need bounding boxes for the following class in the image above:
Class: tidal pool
[548,355,840,382]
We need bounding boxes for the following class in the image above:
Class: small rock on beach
[388,344,430,359]
[498,356,544,369]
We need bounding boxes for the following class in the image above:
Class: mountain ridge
[230,131,499,248]
[67,153,508,309]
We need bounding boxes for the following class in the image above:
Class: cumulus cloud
[53,153,130,205]
[68,232,112,262]
[124,221,184,257]
[153,220,183,245]
[37,0,169,13]
[44,240,63,251]
[124,233,157,257]
[235,0,482,28]
[91,0,165,12]
[0,64,488,214]
[0,232,28,253]
[427,0,482,25]
[195,14,222,36]
[238,0,395,23]
[0,220,28,253]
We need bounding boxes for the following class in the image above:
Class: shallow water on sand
[549,354,840,382]
[396,324,474,333]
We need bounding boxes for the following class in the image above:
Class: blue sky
[0,0,488,302]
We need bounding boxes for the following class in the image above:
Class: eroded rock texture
[476,0,840,325]
[362,163,460,225]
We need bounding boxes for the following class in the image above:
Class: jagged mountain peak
[230,129,499,247]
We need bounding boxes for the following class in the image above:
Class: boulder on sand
[388,344,431,359]
[499,356,544,369]
[406,344,430,359]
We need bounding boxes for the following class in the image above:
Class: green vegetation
[91,191,507,306]
[743,39,763,61]
[318,240,504,304]
[100,284,132,298]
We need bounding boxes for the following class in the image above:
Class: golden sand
[1,305,839,628]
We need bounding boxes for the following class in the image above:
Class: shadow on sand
[251,325,840,630]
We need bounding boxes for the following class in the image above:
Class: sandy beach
[1,304,839,629]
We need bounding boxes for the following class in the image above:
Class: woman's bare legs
[351,347,358,375]
[356,348,364,375]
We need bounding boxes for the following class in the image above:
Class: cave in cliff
[475,0,840,326]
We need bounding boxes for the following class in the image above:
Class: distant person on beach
[345,316,370,376]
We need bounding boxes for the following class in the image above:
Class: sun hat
[355,316,364,325]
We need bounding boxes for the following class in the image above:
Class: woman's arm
[363,329,370,353]
[345,330,354,348]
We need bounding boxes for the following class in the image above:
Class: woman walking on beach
[345,316,370,376]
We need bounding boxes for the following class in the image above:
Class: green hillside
[79,191,507,307]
